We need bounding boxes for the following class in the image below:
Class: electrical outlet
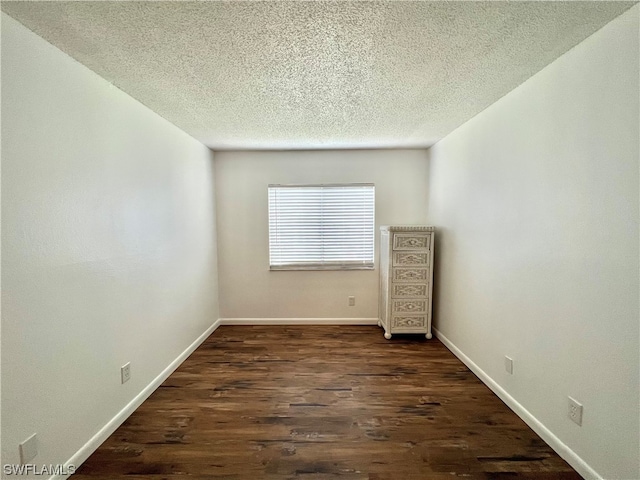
[19,433,38,464]
[568,396,583,426]
[504,356,513,375]
[121,362,131,384]
[348,296,355,306]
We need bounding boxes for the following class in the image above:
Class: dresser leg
[384,332,392,340]
[377,320,382,327]
[426,332,432,340]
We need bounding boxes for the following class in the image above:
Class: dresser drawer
[391,315,427,329]
[392,283,428,298]
[392,252,430,267]
[392,267,429,282]
[392,299,427,314]
[393,233,431,251]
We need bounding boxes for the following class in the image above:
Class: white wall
[1,13,219,476]
[215,150,429,320]
[427,6,639,480]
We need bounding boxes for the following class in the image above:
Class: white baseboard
[220,317,379,325]
[433,327,601,480]
[51,319,222,480]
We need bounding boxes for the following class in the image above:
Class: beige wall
[214,149,429,320]
[427,6,639,480]
[1,13,219,474]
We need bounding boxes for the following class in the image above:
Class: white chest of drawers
[378,226,435,340]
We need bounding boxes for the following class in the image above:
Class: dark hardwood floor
[73,326,581,479]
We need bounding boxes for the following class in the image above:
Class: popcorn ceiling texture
[2,1,635,150]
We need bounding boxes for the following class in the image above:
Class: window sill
[270,264,374,271]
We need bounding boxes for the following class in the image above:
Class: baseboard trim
[51,319,222,480]
[433,327,601,480]
[220,318,379,325]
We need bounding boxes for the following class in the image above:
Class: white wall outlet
[19,433,38,464]
[348,296,355,306]
[568,396,583,426]
[504,356,513,375]
[121,362,131,384]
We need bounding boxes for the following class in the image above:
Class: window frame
[267,183,375,271]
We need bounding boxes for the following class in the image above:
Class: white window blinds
[268,184,375,270]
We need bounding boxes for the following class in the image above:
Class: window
[268,184,375,270]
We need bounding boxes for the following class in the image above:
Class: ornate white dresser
[378,226,435,340]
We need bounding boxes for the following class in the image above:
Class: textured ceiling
[2,1,636,150]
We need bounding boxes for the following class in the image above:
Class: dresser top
[380,225,435,232]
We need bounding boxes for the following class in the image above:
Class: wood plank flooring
[73,326,581,479]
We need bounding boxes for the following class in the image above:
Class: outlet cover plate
[121,362,131,384]
[19,433,38,464]
[568,396,583,426]
[504,356,513,375]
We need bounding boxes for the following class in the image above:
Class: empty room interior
[1,1,639,479]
